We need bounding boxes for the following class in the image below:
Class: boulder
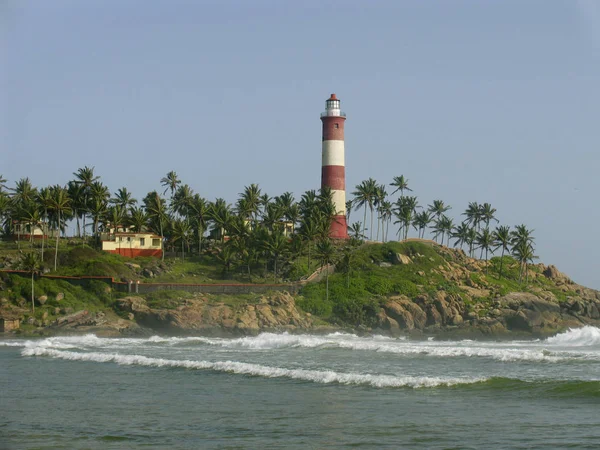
[36,295,48,305]
[543,265,570,283]
[392,253,413,265]
[55,292,64,302]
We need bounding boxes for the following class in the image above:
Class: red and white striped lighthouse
[321,93,349,239]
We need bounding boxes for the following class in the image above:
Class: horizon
[2,1,599,288]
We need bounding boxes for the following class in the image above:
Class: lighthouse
[321,93,349,239]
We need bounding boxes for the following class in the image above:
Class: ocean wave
[194,333,575,362]
[545,326,600,347]
[17,332,595,363]
[0,340,28,347]
[21,347,485,389]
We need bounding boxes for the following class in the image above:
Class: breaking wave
[545,326,600,347]
[21,347,484,389]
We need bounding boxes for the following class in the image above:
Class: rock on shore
[116,291,313,336]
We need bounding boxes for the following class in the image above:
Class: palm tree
[512,238,537,283]
[462,202,482,231]
[352,178,377,239]
[339,239,360,288]
[215,242,236,274]
[73,166,100,241]
[110,187,137,210]
[20,252,40,314]
[144,191,168,261]
[172,184,194,218]
[160,170,180,198]
[0,193,10,238]
[393,196,418,240]
[511,225,536,283]
[127,207,148,233]
[104,205,126,238]
[0,174,7,193]
[475,227,495,271]
[48,185,71,270]
[412,210,432,239]
[315,239,336,302]
[451,222,472,252]
[348,222,365,240]
[171,219,192,259]
[431,215,453,246]
[390,175,412,197]
[67,181,86,238]
[374,184,387,241]
[345,199,353,224]
[428,200,451,220]
[378,200,393,242]
[37,187,53,260]
[261,230,289,279]
[9,177,38,245]
[189,194,208,253]
[208,198,232,243]
[466,227,477,258]
[298,218,319,270]
[480,203,498,228]
[493,225,511,278]
[88,198,108,246]
[238,183,268,226]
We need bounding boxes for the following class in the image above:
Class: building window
[119,237,123,242]
[152,238,161,247]
[334,123,339,129]
[140,238,145,246]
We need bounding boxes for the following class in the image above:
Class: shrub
[393,279,419,298]
[296,296,333,317]
[333,297,379,326]
[365,275,394,296]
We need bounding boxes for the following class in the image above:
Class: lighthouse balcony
[321,111,346,118]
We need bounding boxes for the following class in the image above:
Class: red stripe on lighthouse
[321,166,345,191]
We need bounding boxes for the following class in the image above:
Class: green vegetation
[0,168,548,330]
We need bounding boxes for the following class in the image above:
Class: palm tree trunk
[41,220,45,261]
[325,268,329,302]
[54,212,60,271]
[160,220,164,261]
[499,248,505,278]
[369,206,374,240]
[362,207,367,239]
[31,272,35,314]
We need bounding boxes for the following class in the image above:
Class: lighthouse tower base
[330,215,348,239]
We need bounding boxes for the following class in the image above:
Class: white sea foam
[196,332,573,362]
[545,326,600,347]
[12,328,600,364]
[21,347,486,388]
[0,340,28,347]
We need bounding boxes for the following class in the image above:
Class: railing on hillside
[0,269,328,296]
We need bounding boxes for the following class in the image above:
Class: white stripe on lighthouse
[331,189,346,215]
[322,141,345,166]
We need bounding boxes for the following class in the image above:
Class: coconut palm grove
[0,168,536,276]
[0,166,540,323]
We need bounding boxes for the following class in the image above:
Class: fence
[0,270,307,295]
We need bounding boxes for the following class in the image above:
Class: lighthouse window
[334,123,339,129]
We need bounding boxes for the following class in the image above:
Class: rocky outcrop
[116,291,313,335]
[373,289,600,336]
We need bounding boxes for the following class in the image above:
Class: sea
[2,327,600,449]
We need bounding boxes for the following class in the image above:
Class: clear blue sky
[2,0,599,287]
